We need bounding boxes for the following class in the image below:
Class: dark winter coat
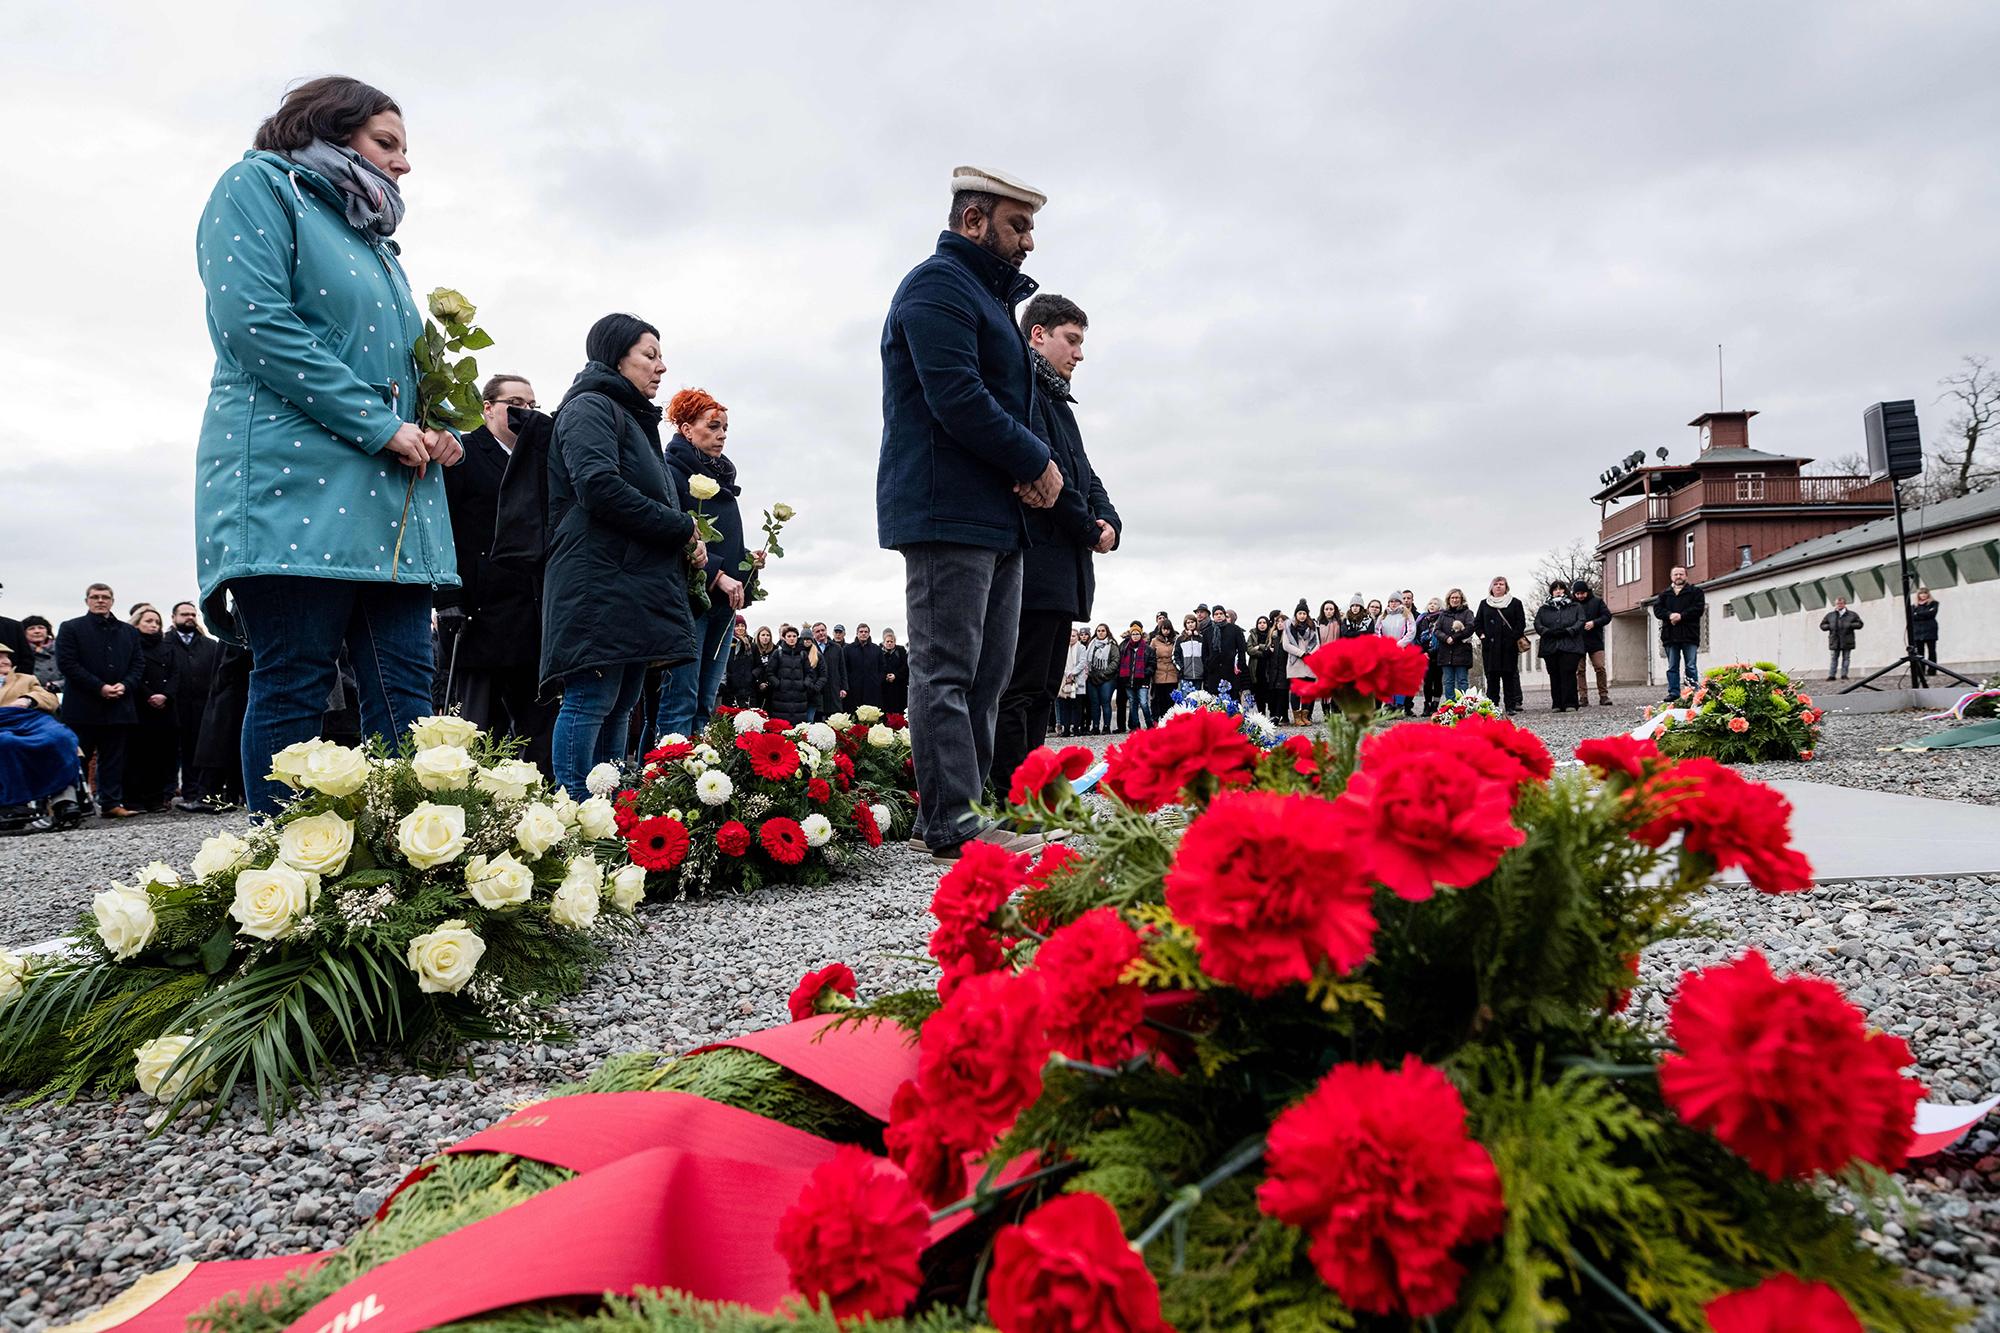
[1574,594,1611,653]
[1118,637,1151,683]
[166,629,220,732]
[1433,603,1478,668]
[438,426,543,670]
[1211,620,1247,684]
[877,232,1052,551]
[881,644,910,713]
[195,641,249,772]
[1911,600,1939,644]
[724,635,760,702]
[1472,598,1527,654]
[845,640,886,710]
[815,637,848,712]
[1021,353,1120,618]
[1653,582,1705,646]
[1534,599,1586,658]
[758,641,823,722]
[664,434,750,598]
[134,631,179,731]
[539,363,697,688]
[1414,609,1441,652]
[1820,607,1864,651]
[1250,630,1288,688]
[55,613,145,726]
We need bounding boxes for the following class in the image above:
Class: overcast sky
[4,2,1996,637]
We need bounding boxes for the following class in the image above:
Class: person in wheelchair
[0,644,85,835]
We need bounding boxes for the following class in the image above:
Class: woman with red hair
[658,387,761,735]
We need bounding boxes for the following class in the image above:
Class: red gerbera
[626,815,690,872]
[915,971,1050,1146]
[927,840,1028,997]
[1574,734,1661,781]
[1293,637,1429,711]
[806,777,833,804]
[737,732,802,781]
[988,1192,1172,1333]
[1660,950,1923,1179]
[1332,749,1524,901]
[1258,1056,1505,1317]
[1165,790,1379,995]
[1103,710,1258,812]
[759,817,808,865]
[1033,908,1147,1064]
[788,962,859,1021]
[1705,1273,1863,1332]
[1007,744,1096,806]
[715,819,751,857]
[775,1145,929,1323]
[1632,758,1814,893]
[853,802,884,848]
[884,1079,972,1209]
[643,741,694,765]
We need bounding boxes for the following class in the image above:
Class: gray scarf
[285,139,405,237]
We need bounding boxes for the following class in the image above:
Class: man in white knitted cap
[877,166,1063,864]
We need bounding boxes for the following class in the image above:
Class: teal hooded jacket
[194,150,457,636]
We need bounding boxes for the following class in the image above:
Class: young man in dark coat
[165,601,220,809]
[1569,579,1613,707]
[811,623,848,718]
[845,624,886,710]
[1652,565,1705,700]
[55,583,145,816]
[439,375,555,768]
[1211,607,1248,700]
[992,293,1119,796]
[878,166,1064,862]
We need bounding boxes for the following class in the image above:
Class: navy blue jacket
[1022,355,1121,618]
[664,434,750,596]
[877,232,1052,550]
[56,613,145,726]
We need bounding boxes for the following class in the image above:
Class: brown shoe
[103,806,138,819]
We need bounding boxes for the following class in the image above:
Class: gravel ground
[1,706,1993,1329]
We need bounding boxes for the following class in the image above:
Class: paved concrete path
[1720,779,2000,884]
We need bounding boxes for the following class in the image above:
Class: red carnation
[1034,908,1147,1064]
[854,802,884,848]
[1277,734,1319,780]
[789,962,858,1021]
[885,1079,972,1208]
[1607,952,1642,1014]
[626,816,691,872]
[988,1192,1171,1333]
[715,819,751,857]
[1258,1056,1504,1317]
[1293,637,1428,711]
[1705,1273,1863,1332]
[1008,744,1096,806]
[806,777,832,804]
[1359,719,1548,797]
[612,788,642,835]
[775,1145,929,1323]
[1333,750,1524,901]
[1103,710,1258,812]
[1661,950,1922,1179]
[1632,759,1813,893]
[737,732,802,781]
[1165,791,1379,995]
[760,817,809,865]
[833,752,855,789]
[763,716,794,734]
[916,971,1050,1145]
[1574,734,1661,780]
[885,712,907,729]
[928,840,1028,998]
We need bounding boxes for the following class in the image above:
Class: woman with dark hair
[1535,580,1587,712]
[195,76,463,812]
[1341,594,1374,638]
[1912,587,1940,686]
[756,626,823,723]
[1282,600,1320,724]
[657,387,761,737]
[1085,623,1118,732]
[1473,576,1527,715]
[720,617,756,708]
[752,626,778,710]
[541,314,704,796]
[880,628,910,715]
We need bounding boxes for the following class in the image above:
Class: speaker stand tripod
[1842,477,1980,694]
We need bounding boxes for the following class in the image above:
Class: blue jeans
[1442,665,1471,700]
[553,662,647,798]
[658,602,734,739]
[1089,679,1115,730]
[232,575,434,815]
[1665,643,1698,697]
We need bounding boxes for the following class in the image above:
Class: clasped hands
[1012,459,1064,510]
[385,423,465,477]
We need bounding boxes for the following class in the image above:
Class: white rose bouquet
[0,718,641,1124]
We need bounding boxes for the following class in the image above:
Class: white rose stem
[389,378,416,580]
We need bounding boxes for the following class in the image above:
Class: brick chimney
[1688,409,1757,453]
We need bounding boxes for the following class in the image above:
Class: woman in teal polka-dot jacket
[194,76,463,812]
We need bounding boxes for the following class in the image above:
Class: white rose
[824,712,853,731]
[406,920,484,994]
[867,724,896,748]
[687,473,721,501]
[276,811,354,876]
[585,762,623,797]
[515,802,568,858]
[576,796,619,840]
[0,949,24,1009]
[855,705,884,724]
[549,858,602,930]
[695,770,734,807]
[771,502,795,521]
[411,744,479,792]
[265,739,322,789]
[229,864,319,941]
[91,884,157,960]
[134,1034,209,1101]
[549,787,580,827]
[191,831,254,880]
[465,852,535,910]
[732,710,769,735]
[397,801,468,869]
[475,759,543,803]
[299,743,369,798]
[409,715,480,750]
[136,861,181,888]
[896,727,911,744]
[609,864,647,914]
[801,722,837,753]
[801,813,833,847]
[870,803,892,832]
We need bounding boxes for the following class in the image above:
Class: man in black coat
[1652,565,1705,700]
[811,623,848,718]
[846,624,887,710]
[1569,579,1613,707]
[439,376,555,769]
[55,583,144,816]
[992,293,1120,796]
[165,601,220,809]
[1211,606,1248,701]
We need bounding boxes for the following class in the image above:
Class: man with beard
[1209,604,1247,701]
[992,293,1119,796]
[165,602,219,810]
[846,623,886,710]
[878,166,1063,863]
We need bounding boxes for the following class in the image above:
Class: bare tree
[1531,537,1605,609]
[1918,354,1999,502]
[1805,449,1869,477]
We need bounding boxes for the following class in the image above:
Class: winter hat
[1348,592,1365,607]
[1294,598,1310,614]
[1571,579,1593,597]
[950,165,1047,210]
[585,313,660,370]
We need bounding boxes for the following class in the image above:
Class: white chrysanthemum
[855,705,884,724]
[801,722,837,753]
[696,770,734,806]
[870,804,893,833]
[656,732,689,748]
[681,758,708,776]
[695,744,721,765]
[731,710,769,736]
[585,763,623,797]
[795,743,821,773]
[800,813,833,847]
[866,724,896,748]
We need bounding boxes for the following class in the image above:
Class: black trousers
[1915,640,1937,685]
[992,609,1073,800]
[71,722,131,809]
[455,664,557,772]
[175,713,207,800]
[1482,643,1523,711]
[1545,652,1582,710]
[1423,654,1444,710]
[1151,682,1177,718]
